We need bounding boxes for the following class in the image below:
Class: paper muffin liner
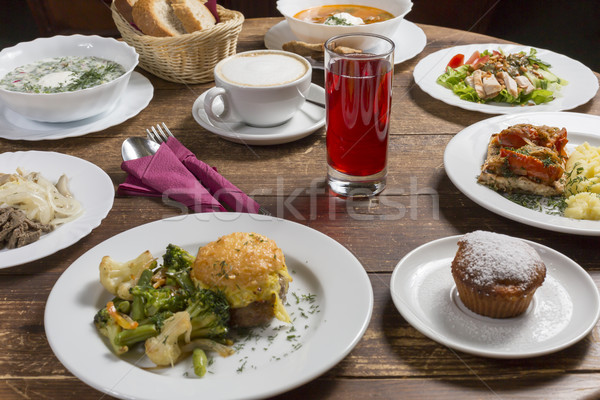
[453,279,536,318]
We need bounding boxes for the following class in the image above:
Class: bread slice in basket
[171,0,216,32]
[131,0,216,37]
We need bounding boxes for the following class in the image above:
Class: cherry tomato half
[447,54,465,69]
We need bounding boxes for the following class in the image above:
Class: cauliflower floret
[145,311,192,366]
[99,251,155,300]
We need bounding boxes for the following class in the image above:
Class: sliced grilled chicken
[515,75,535,95]
[497,71,519,97]
[482,73,502,99]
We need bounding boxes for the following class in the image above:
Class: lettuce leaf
[528,89,555,104]
[436,65,470,89]
[452,82,480,102]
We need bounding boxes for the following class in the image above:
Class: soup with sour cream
[294,4,394,25]
[0,56,126,94]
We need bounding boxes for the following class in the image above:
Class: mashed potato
[564,142,600,220]
[564,192,600,220]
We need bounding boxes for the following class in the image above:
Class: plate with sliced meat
[0,151,114,267]
[444,111,600,235]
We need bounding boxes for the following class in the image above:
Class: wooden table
[1,18,600,400]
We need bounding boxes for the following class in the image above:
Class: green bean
[192,348,208,377]
[115,324,158,347]
[130,269,153,320]
[114,298,131,314]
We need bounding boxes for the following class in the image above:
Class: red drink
[326,56,393,177]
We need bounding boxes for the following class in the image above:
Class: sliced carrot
[107,301,139,330]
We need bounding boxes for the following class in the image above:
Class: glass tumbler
[324,33,395,197]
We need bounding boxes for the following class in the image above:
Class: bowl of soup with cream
[276,0,413,44]
[0,35,138,122]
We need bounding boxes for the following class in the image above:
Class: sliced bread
[132,0,187,36]
[114,0,138,24]
[170,0,216,32]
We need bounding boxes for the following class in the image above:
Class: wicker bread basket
[111,1,244,83]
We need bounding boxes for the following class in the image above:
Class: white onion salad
[0,168,83,227]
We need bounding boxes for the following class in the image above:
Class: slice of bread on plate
[132,0,187,36]
[171,0,216,32]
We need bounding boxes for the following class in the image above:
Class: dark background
[1,0,599,72]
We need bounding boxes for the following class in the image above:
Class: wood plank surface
[0,17,599,400]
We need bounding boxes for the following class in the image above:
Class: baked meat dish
[477,123,568,196]
[191,232,293,328]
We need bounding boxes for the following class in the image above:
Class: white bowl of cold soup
[276,0,413,44]
[0,35,138,122]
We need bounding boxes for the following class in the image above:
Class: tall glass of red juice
[325,33,394,197]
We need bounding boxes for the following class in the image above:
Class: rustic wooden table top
[1,17,599,400]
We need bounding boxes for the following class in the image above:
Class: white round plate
[444,111,600,235]
[0,72,153,140]
[264,19,427,69]
[413,43,598,114]
[45,213,373,400]
[192,83,325,145]
[0,151,114,268]
[391,235,600,359]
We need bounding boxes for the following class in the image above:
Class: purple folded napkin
[118,138,261,214]
[165,137,261,214]
[119,144,225,213]
[205,0,220,23]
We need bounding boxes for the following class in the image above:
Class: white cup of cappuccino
[203,50,312,127]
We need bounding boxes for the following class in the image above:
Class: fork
[145,122,271,216]
[146,122,174,144]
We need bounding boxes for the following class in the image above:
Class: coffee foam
[218,52,308,87]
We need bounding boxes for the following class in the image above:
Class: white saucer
[390,235,600,359]
[0,72,153,141]
[264,19,427,69]
[192,83,326,145]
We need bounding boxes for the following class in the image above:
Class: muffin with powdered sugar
[451,230,546,318]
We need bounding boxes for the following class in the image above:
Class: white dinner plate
[0,151,114,268]
[413,43,598,114]
[444,111,600,235]
[192,83,326,145]
[264,19,427,69]
[45,213,373,400]
[390,235,600,359]
[0,72,153,140]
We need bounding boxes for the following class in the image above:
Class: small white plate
[390,235,600,359]
[264,19,427,69]
[45,213,373,400]
[444,111,600,235]
[0,72,153,141]
[192,83,325,145]
[413,43,598,114]
[0,151,114,268]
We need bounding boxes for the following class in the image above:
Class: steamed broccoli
[93,307,128,355]
[186,289,230,340]
[163,244,195,271]
[161,244,196,294]
[130,284,189,317]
